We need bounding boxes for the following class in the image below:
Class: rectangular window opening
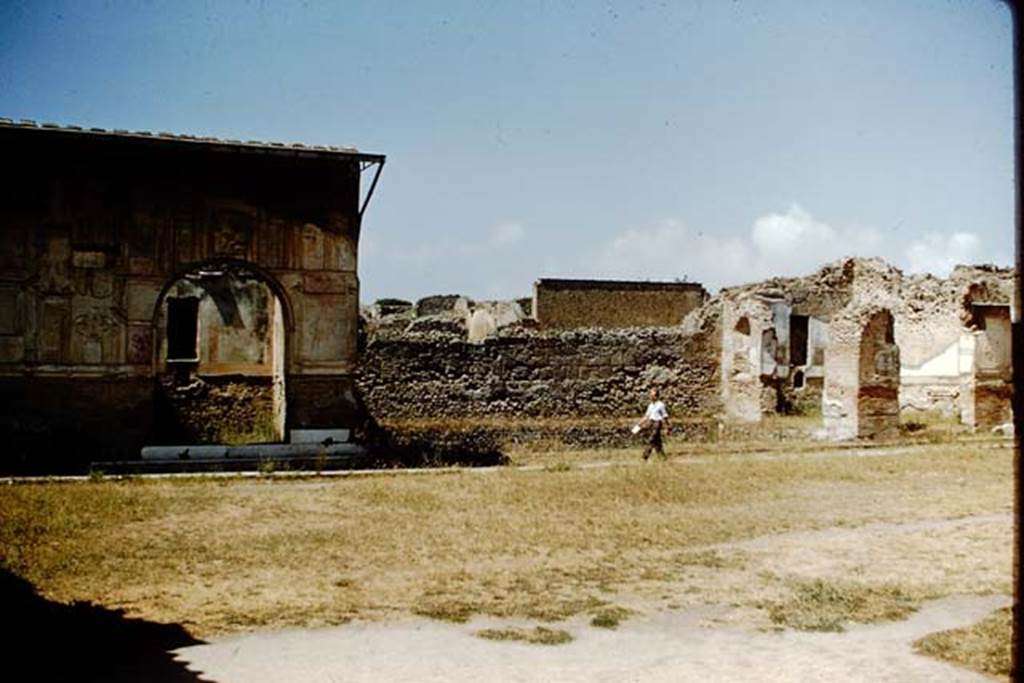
[167,297,199,361]
[789,314,809,366]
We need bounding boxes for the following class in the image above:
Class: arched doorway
[856,309,900,439]
[153,261,288,444]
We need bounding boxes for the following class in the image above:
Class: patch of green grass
[218,415,279,445]
[590,606,633,629]
[914,607,1011,678]
[673,549,744,570]
[413,602,478,623]
[476,626,574,645]
[543,462,573,473]
[765,579,925,632]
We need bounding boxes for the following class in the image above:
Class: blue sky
[0,0,1013,302]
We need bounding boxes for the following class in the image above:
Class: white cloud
[596,205,889,290]
[363,206,989,301]
[751,204,835,255]
[904,231,980,276]
[595,205,987,292]
[594,220,754,287]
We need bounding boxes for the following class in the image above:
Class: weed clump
[476,626,574,645]
[590,606,632,629]
[913,607,1011,678]
[765,579,923,632]
[414,603,477,623]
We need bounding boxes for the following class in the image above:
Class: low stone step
[289,429,351,444]
[141,443,364,461]
[91,452,370,474]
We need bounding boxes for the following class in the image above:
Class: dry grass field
[0,437,1013,676]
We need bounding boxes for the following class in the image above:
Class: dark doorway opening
[790,314,809,366]
[166,297,199,361]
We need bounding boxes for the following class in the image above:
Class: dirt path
[174,510,1012,681]
[175,593,1008,682]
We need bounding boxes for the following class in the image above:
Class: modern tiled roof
[0,117,385,161]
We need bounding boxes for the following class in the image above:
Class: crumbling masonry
[360,258,1013,443]
[0,120,384,471]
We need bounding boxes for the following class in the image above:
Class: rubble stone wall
[157,375,277,444]
[358,324,722,422]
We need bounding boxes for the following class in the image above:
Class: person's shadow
[0,568,213,682]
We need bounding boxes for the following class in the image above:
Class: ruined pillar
[961,304,1013,429]
[720,303,768,422]
[823,307,900,439]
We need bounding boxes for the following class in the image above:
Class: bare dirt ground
[175,515,1011,682]
[1,438,1013,680]
[176,595,1009,682]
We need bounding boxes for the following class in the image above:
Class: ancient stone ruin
[360,258,1014,449]
[0,120,1013,472]
[358,290,720,422]
[822,307,900,440]
[0,120,384,471]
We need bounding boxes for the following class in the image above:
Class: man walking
[639,388,670,460]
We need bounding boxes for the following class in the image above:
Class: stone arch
[857,309,900,438]
[151,259,290,444]
[823,305,900,440]
[151,258,296,360]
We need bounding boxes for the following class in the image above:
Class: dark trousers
[642,421,665,459]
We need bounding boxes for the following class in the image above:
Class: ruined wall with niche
[896,266,1014,425]
[711,258,1014,427]
[823,306,900,440]
[718,297,773,422]
[714,259,859,423]
[961,304,1013,428]
[0,123,372,471]
[155,267,285,444]
[533,278,707,330]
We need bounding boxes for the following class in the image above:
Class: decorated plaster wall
[0,125,373,471]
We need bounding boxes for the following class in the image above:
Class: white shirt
[644,400,668,422]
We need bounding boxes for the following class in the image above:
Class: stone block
[0,287,20,335]
[299,293,353,362]
[125,281,160,322]
[91,270,114,298]
[72,250,107,269]
[39,299,69,362]
[126,324,153,365]
[128,257,155,275]
[0,335,25,362]
[301,224,325,270]
[290,428,351,444]
[303,272,351,294]
[324,232,357,271]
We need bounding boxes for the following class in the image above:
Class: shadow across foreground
[0,569,211,682]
